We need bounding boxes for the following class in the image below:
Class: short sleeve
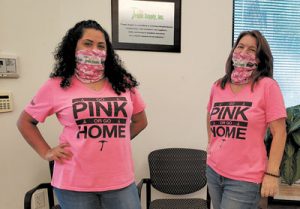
[264,80,287,123]
[25,79,55,122]
[130,88,146,115]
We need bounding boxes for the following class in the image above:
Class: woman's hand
[44,143,73,163]
[261,174,279,197]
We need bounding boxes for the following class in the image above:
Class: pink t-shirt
[207,77,286,183]
[25,77,146,191]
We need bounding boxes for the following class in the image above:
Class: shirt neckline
[73,76,109,94]
[227,82,251,97]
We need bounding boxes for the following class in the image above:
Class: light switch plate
[0,54,19,78]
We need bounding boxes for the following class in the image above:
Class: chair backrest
[148,148,207,195]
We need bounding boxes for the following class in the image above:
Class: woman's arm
[130,110,148,140]
[17,111,72,163]
[207,112,211,144]
[261,117,286,197]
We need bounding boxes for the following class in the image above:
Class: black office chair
[24,161,61,209]
[137,148,210,209]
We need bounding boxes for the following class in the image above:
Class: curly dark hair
[50,20,139,95]
[218,30,273,90]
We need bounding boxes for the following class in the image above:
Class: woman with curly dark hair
[17,20,147,209]
[51,19,139,94]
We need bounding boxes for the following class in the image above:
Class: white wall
[0,0,232,208]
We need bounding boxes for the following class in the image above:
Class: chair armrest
[137,178,152,209]
[24,183,55,209]
[137,178,150,199]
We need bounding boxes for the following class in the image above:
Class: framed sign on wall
[111,0,181,52]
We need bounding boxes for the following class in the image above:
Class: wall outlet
[33,189,46,209]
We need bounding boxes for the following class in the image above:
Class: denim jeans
[54,183,141,209]
[206,166,261,209]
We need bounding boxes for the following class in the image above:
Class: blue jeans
[54,183,141,209]
[206,166,261,209]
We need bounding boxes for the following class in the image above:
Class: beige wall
[0,0,232,208]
